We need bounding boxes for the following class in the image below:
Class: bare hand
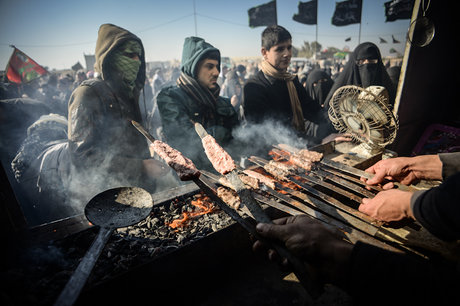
[321,133,353,144]
[230,95,239,107]
[359,189,414,222]
[361,155,442,187]
[253,215,353,285]
[361,157,417,186]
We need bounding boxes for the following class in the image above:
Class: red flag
[5,46,47,83]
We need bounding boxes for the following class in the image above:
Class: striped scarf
[177,72,220,113]
[260,60,305,132]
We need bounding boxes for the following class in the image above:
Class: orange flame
[167,194,216,230]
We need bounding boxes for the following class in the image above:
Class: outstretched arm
[362,155,442,187]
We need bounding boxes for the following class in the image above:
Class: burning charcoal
[178,234,188,243]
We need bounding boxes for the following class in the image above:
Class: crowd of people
[1,23,457,305]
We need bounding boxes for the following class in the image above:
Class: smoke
[230,119,315,160]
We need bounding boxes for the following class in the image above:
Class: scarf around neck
[260,60,305,132]
[177,72,220,113]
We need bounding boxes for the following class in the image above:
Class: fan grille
[328,85,398,148]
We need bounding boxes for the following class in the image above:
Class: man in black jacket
[243,25,330,144]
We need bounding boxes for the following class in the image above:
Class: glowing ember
[268,149,290,162]
[167,195,217,230]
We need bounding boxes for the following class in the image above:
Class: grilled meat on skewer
[220,174,259,190]
[151,140,200,181]
[243,169,276,189]
[216,187,241,209]
[289,155,313,171]
[263,161,294,181]
[297,149,323,162]
[201,135,236,175]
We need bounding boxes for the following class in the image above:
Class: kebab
[131,120,264,233]
[263,160,293,181]
[217,173,259,190]
[132,120,321,298]
[193,122,322,298]
[243,169,276,189]
[150,138,201,181]
[216,186,240,210]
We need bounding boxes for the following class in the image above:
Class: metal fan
[328,85,398,152]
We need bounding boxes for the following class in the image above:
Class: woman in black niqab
[306,69,334,108]
[303,69,336,143]
[324,42,396,110]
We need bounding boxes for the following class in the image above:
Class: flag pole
[193,0,197,36]
[358,0,362,44]
[315,0,318,61]
[358,22,361,44]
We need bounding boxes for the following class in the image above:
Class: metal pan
[54,187,153,306]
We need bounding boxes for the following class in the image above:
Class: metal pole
[313,21,318,61]
[193,0,197,36]
[314,8,318,61]
[358,22,362,44]
[274,0,278,25]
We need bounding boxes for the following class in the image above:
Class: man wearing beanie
[157,36,238,171]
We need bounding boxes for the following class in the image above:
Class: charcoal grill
[3,141,458,306]
[3,182,318,306]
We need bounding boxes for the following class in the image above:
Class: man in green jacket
[157,37,238,170]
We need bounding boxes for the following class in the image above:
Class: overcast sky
[0,0,412,70]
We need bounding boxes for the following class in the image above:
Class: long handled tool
[193,122,322,299]
[132,120,322,300]
[54,187,153,306]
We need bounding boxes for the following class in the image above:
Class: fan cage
[328,85,398,148]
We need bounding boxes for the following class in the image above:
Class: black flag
[392,35,400,43]
[248,1,277,28]
[379,37,388,43]
[331,0,362,26]
[71,62,84,71]
[293,0,317,25]
[384,0,414,22]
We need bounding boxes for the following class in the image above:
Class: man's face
[262,39,292,71]
[197,58,220,90]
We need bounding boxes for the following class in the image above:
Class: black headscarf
[306,69,334,108]
[324,42,396,110]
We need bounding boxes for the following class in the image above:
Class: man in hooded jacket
[67,24,164,208]
[156,36,238,171]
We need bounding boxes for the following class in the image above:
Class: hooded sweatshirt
[156,37,238,171]
[180,36,220,78]
[67,23,153,207]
